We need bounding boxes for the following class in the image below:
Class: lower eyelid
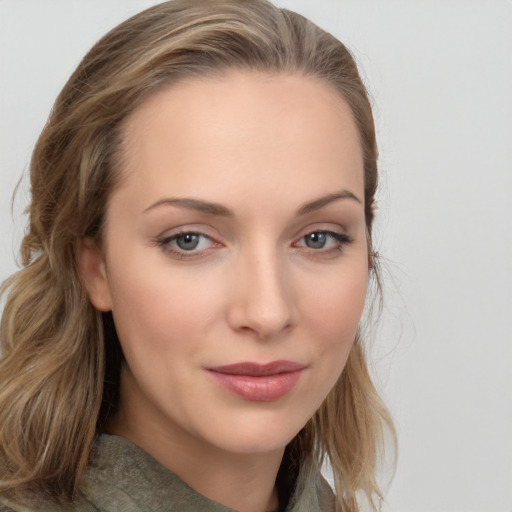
[155,229,351,258]
[155,231,223,260]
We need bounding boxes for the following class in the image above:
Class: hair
[0,1,395,510]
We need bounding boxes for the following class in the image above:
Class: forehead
[114,70,364,211]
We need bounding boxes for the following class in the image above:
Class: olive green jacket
[1,435,335,511]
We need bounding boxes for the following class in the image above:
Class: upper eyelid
[297,229,347,239]
[162,231,216,247]
[291,223,349,240]
[159,228,347,240]
[165,230,211,239]
[156,224,218,240]
[155,221,351,243]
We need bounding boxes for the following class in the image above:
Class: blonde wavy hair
[0,1,395,510]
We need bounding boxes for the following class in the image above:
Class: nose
[227,249,295,339]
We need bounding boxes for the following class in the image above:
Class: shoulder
[0,493,99,512]
[0,488,100,512]
[286,463,336,512]
[82,434,234,511]
[0,497,26,512]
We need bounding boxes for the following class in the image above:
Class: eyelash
[293,231,353,253]
[155,230,353,260]
[155,231,218,260]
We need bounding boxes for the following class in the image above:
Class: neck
[107,373,285,512]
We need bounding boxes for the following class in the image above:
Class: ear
[75,238,113,312]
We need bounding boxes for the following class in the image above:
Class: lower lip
[207,370,303,401]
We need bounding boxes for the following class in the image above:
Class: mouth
[205,361,306,402]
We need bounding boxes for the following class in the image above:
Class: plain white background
[0,1,511,511]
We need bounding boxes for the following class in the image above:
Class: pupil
[177,234,199,250]
[306,232,326,249]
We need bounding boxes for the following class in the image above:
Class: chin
[213,432,297,456]
[198,408,311,456]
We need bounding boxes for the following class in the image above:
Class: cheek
[105,257,226,359]
[292,263,368,417]
[302,265,368,344]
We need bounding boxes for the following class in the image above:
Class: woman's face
[82,70,368,457]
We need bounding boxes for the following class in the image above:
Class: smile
[206,361,306,402]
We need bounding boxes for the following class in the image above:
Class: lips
[206,361,306,401]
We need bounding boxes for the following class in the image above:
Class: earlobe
[75,238,113,312]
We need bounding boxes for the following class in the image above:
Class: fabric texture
[0,434,335,511]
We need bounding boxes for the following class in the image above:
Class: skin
[77,70,368,512]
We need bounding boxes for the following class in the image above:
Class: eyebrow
[144,197,233,216]
[296,190,361,215]
[143,189,361,217]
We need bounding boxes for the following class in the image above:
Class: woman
[0,1,394,511]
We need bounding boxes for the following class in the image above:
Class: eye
[294,230,352,252]
[174,233,203,251]
[156,231,218,259]
[304,232,329,249]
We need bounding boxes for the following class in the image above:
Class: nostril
[230,301,294,340]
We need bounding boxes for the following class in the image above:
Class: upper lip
[206,360,306,376]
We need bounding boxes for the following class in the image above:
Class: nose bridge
[229,240,293,338]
